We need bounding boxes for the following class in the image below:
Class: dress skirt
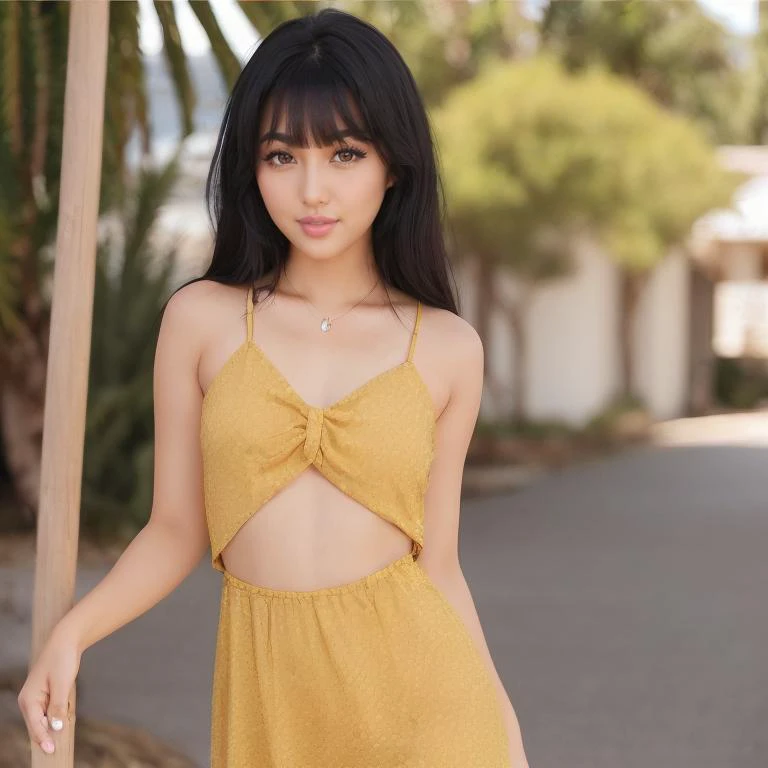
[210,549,511,768]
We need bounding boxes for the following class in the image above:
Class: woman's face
[255,107,394,261]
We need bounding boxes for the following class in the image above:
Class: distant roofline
[689,146,768,248]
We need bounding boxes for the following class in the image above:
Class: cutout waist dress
[203,285,512,767]
[199,285,436,572]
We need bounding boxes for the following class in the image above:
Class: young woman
[18,8,529,767]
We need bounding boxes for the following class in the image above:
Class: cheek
[256,172,288,216]
[354,165,388,192]
[337,170,389,211]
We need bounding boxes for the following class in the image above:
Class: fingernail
[50,717,64,731]
[42,740,55,754]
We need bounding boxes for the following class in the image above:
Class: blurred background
[1,1,767,766]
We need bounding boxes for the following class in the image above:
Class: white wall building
[457,241,691,426]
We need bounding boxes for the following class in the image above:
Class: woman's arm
[418,314,530,768]
[56,284,211,653]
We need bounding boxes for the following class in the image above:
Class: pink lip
[299,216,338,224]
[299,218,338,237]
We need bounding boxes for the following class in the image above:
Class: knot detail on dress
[303,407,324,466]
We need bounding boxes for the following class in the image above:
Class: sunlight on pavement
[651,409,768,447]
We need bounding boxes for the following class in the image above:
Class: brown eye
[263,150,293,166]
[334,146,368,164]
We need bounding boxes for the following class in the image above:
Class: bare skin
[17,107,530,766]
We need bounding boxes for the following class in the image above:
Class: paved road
[3,437,767,767]
[468,441,768,768]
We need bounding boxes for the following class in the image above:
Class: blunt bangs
[260,62,382,156]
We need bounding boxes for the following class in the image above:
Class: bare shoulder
[162,279,245,353]
[163,278,234,327]
[421,302,483,372]
[417,302,483,414]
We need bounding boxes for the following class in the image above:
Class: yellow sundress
[199,285,511,767]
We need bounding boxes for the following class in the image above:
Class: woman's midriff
[219,470,416,591]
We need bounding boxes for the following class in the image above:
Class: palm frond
[153,0,196,137]
[189,0,242,88]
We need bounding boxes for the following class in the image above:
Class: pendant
[320,317,332,333]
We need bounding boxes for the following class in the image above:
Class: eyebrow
[259,129,371,145]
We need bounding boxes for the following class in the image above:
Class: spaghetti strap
[246,285,254,343]
[407,301,422,362]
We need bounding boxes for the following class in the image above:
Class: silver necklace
[281,269,380,333]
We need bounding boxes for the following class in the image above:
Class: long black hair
[171,6,458,316]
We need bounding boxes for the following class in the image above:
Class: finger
[17,695,56,754]
[45,682,72,734]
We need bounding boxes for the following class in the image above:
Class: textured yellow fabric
[212,552,511,767]
[200,285,511,767]
[200,285,435,572]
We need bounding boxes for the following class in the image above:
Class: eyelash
[261,146,369,167]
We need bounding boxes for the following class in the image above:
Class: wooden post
[30,2,109,766]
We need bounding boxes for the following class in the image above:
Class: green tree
[748,1,768,144]
[81,155,181,539]
[434,56,739,419]
[539,0,751,145]
[341,0,532,107]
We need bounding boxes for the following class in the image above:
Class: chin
[292,242,349,261]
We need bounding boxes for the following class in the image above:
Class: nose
[299,161,329,207]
